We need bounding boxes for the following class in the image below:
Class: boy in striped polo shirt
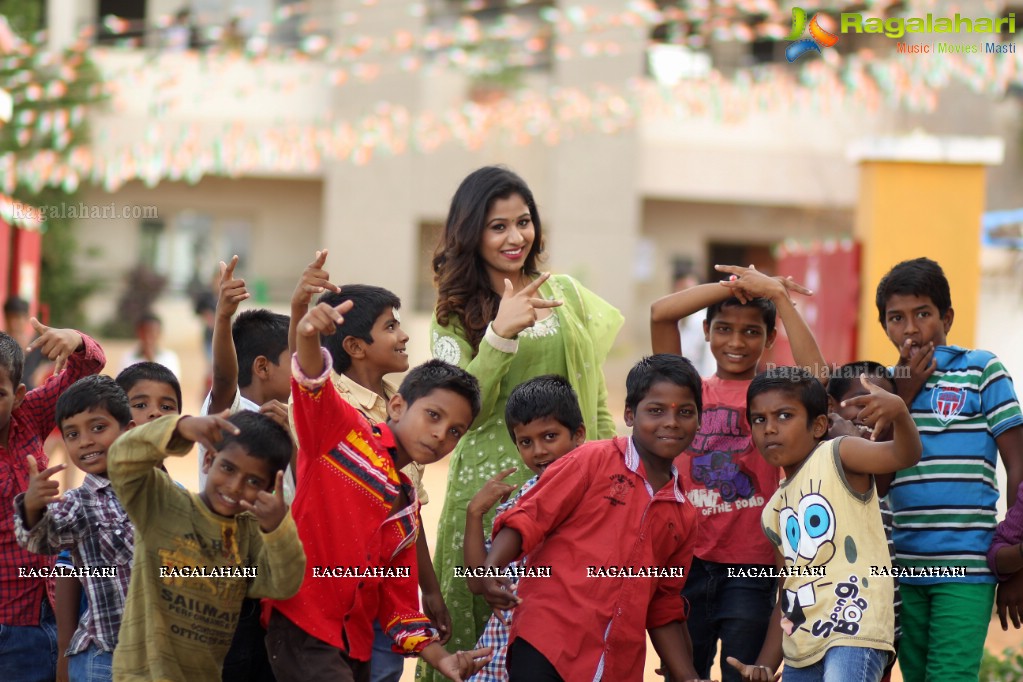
[876,257,1023,681]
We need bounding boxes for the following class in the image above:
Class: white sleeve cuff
[484,323,519,354]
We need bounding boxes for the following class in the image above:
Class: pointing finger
[494,467,518,481]
[333,300,354,317]
[528,298,562,309]
[521,272,550,295]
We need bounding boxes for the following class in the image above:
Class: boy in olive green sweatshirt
[107,411,305,681]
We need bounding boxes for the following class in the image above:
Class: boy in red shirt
[481,354,708,682]
[265,300,491,681]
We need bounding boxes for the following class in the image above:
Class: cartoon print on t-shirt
[688,406,755,502]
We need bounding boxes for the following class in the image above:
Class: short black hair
[827,361,894,401]
[0,331,25,386]
[706,297,777,333]
[397,359,481,422]
[137,312,162,327]
[318,285,401,373]
[56,375,132,430]
[214,411,293,479]
[625,354,702,415]
[505,375,584,440]
[115,362,183,410]
[233,310,290,388]
[3,296,29,316]
[875,257,951,325]
[747,367,828,426]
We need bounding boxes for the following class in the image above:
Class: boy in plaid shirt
[463,375,585,681]
[0,321,105,681]
[15,376,134,682]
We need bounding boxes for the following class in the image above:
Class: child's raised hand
[23,455,65,525]
[26,319,83,375]
[435,646,493,681]
[466,467,518,517]
[840,375,908,442]
[259,399,290,431]
[715,264,813,304]
[725,657,779,682]
[491,273,562,340]
[217,255,250,318]
[297,300,354,338]
[292,249,341,309]
[239,470,289,532]
[175,412,240,452]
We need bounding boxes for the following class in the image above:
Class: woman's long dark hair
[433,166,545,351]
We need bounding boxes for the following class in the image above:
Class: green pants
[897,582,995,681]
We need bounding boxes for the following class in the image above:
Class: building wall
[76,177,322,326]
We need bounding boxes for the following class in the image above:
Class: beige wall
[76,177,322,325]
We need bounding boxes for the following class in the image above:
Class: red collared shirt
[265,350,435,660]
[493,436,699,682]
[0,334,106,625]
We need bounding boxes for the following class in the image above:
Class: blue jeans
[782,646,888,682]
[0,599,58,682]
[683,558,775,682]
[67,644,112,682]
[369,621,403,682]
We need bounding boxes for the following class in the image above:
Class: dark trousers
[507,638,563,682]
[683,558,775,682]
[265,609,369,682]
[222,597,276,682]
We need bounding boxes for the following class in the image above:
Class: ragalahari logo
[786,8,839,62]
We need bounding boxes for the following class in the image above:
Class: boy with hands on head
[727,370,921,682]
[107,407,303,681]
[650,264,823,682]
[266,297,491,682]
[0,320,105,682]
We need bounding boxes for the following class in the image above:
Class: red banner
[770,240,860,369]
[11,226,41,319]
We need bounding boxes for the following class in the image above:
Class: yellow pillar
[850,137,1003,363]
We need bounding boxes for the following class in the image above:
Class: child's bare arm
[479,527,523,614]
[648,621,711,681]
[650,283,733,355]
[55,577,80,682]
[289,249,341,353]
[998,426,1023,509]
[209,256,250,415]
[716,265,822,382]
[464,468,517,595]
[838,376,922,486]
[295,301,353,378]
[419,643,492,681]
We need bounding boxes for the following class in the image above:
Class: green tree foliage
[0,10,105,326]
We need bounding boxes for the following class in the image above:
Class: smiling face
[749,389,828,478]
[882,293,952,356]
[511,416,585,476]
[624,381,700,463]
[478,193,536,291]
[704,305,776,380]
[389,388,474,466]
[200,443,275,517]
[125,379,180,424]
[59,407,130,477]
[361,308,410,375]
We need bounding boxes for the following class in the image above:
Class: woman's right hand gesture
[491,272,562,340]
